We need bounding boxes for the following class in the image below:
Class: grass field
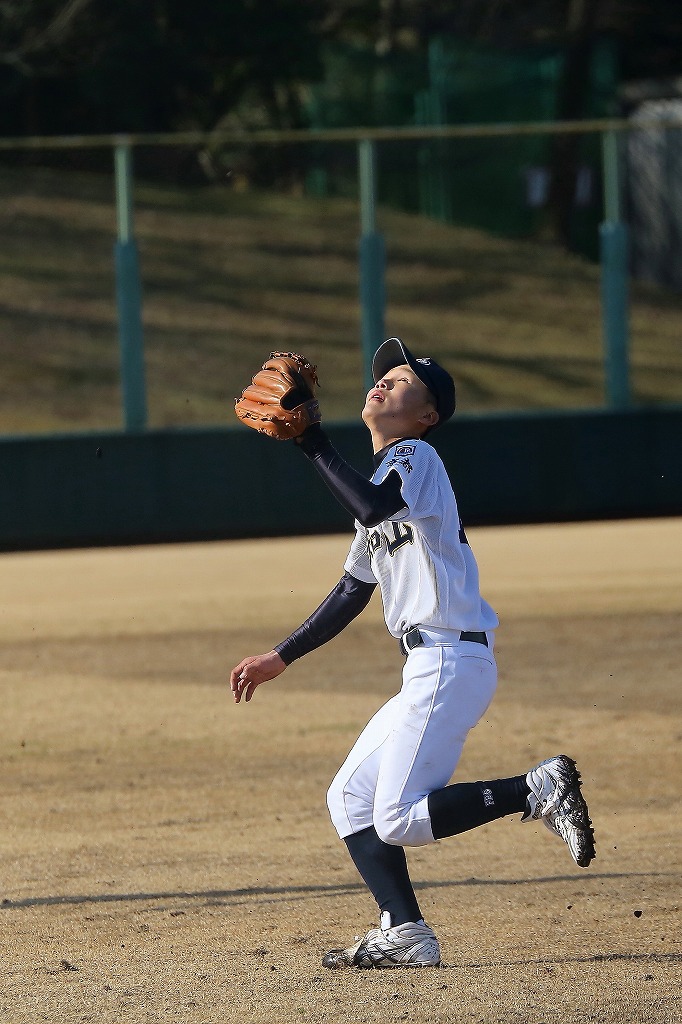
[1,163,682,435]
[1,520,680,1023]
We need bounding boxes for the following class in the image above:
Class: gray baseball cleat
[523,754,596,868]
[322,913,441,969]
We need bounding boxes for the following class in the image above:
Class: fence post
[358,139,386,393]
[599,128,631,408]
[114,139,147,431]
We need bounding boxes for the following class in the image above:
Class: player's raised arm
[295,426,406,527]
[231,348,409,527]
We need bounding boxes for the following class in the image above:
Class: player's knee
[373,808,417,847]
[373,793,436,847]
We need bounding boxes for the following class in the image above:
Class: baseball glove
[234,352,321,440]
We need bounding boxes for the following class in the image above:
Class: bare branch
[0,0,95,73]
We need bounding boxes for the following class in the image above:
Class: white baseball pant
[327,627,497,847]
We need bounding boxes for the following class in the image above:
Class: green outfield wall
[0,408,680,551]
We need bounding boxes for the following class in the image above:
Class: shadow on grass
[446,951,682,968]
[1,871,673,912]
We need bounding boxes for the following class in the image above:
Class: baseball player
[230,337,595,969]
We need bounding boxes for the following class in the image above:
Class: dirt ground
[1,519,680,1023]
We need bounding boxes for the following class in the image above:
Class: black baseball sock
[428,775,529,841]
[344,826,422,928]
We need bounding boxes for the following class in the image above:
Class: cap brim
[372,338,416,384]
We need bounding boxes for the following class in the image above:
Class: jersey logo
[367,522,414,558]
[394,444,415,457]
[387,456,413,474]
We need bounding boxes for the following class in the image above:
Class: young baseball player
[230,337,595,969]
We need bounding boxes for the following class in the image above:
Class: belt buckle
[400,626,423,657]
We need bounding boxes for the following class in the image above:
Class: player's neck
[368,426,421,454]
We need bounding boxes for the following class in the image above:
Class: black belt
[399,626,488,656]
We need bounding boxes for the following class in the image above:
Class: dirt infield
[1,519,680,1023]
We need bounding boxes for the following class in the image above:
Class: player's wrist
[274,638,298,665]
[294,422,328,455]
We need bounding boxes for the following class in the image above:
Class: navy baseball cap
[372,337,456,428]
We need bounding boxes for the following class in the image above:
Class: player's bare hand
[230,651,286,704]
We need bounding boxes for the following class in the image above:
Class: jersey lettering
[367,528,383,558]
[387,456,413,474]
[367,522,414,559]
[386,522,414,555]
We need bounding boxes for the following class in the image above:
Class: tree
[0,0,328,137]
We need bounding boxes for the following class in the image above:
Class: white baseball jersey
[343,439,498,638]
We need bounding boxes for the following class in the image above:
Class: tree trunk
[548,0,602,247]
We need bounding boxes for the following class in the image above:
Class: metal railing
[2,117,680,432]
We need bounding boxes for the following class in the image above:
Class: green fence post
[358,139,386,393]
[114,139,147,431]
[600,129,631,409]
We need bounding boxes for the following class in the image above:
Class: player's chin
[361,400,383,424]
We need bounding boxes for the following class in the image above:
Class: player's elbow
[355,497,402,529]
[356,508,383,529]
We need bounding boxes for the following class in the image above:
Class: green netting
[304,36,619,256]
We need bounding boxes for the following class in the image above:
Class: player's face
[362,364,438,437]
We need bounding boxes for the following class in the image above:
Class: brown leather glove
[234,352,321,440]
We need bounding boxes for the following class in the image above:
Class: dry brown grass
[1,164,681,435]
[1,520,681,1022]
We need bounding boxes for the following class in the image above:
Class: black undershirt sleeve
[295,425,406,528]
[274,572,377,665]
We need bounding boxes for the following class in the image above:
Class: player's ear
[418,407,439,430]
